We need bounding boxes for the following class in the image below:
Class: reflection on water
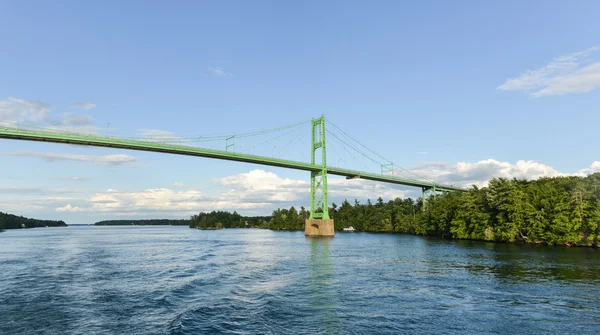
[308,237,339,333]
[0,227,599,334]
[452,239,600,282]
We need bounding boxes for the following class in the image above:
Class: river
[0,226,599,334]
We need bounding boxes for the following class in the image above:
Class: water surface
[1,226,599,334]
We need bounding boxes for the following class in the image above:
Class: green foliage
[0,212,67,229]
[95,219,189,226]
[269,206,308,230]
[189,211,270,229]
[271,173,600,247]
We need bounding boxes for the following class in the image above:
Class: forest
[95,219,190,226]
[188,210,270,229]
[271,173,600,247]
[0,212,67,229]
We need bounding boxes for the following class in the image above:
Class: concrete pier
[304,219,335,237]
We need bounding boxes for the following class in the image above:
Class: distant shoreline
[94,219,189,226]
[0,212,67,229]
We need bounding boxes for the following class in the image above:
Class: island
[0,212,67,229]
[94,211,271,230]
[95,219,190,226]
[189,211,270,230]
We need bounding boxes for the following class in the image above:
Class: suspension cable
[326,119,433,182]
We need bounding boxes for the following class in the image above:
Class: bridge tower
[305,116,335,237]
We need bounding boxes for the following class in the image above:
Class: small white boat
[342,226,356,232]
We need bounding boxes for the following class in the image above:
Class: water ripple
[0,227,599,334]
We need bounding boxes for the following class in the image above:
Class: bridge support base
[305,219,335,237]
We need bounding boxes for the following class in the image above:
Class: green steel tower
[309,116,329,220]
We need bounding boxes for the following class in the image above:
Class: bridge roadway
[0,126,463,192]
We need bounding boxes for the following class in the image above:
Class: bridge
[0,116,463,236]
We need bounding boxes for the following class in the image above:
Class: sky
[1,1,600,224]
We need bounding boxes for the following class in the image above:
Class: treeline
[189,211,270,229]
[270,206,310,230]
[272,173,600,247]
[0,212,67,229]
[95,219,189,226]
[271,199,420,233]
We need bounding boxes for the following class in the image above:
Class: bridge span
[0,116,463,236]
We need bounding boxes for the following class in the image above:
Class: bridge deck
[0,127,462,192]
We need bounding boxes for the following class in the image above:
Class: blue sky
[1,1,599,224]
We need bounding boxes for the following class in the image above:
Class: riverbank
[188,211,270,229]
[95,219,189,226]
[271,173,600,248]
[0,212,67,229]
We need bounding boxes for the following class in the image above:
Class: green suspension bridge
[0,116,463,226]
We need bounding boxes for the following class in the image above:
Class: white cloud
[3,163,599,219]
[0,202,46,212]
[216,169,307,203]
[532,62,600,97]
[173,182,185,188]
[416,151,428,155]
[4,151,137,165]
[49,170,409,217]
[0,97,51,124]
[579,161,600,175]
[56,204,85,212]
[89,188,267,215]
[0,196,83,213]
[410,159,600,188]
[0,97,99,134]
[208,66,232,77]
[498,46,600,97]
[70,101,96,110]
[214,169,408,205]
[329,178,410,202]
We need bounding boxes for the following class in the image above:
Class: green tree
[267,172,600,247]
[486,178,531,242]
[287,206,299,230]
[451,188,491,240]
[587,199,600,245]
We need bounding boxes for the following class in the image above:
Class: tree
[451,189,490,240]
[287,206,299,230]
[486,178,530,242]
[189,211,270,229]
[587,199,600,246]
[265,172,600,247]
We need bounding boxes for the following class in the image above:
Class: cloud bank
[0,97,51,124]
[410,159,600,188]
[0,97,102,135]
[48,160,600,218]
